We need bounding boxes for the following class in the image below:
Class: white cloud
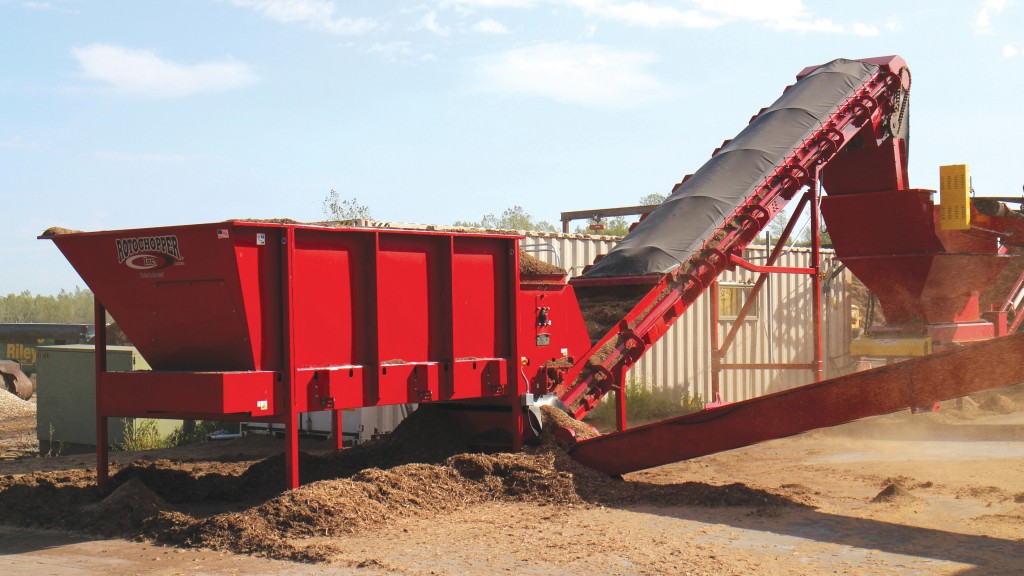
[95,151,191,162]
[0,135,46,152]
[473,17,509,33]
[1005,43,1021,57]
[368,41,415,58]
[228,0,377,35]
[851,22,880,36]
[884,19,903,33]
[975,0,1006,34]
[770,17,843,33]
[435,0,883,36]
[441,0,536,7]
[365,41,437,62]
[566,0,722,28]
[70,44,258,98]
[21,1,77,14]
[693,0,850,33]
[474,42,667,109]
[693,0,800,22]
[416,10,450,35]
[551,0,880,35]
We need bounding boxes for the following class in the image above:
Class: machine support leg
[332,409,344,451]
[709,281,721,402]
[281,227,300,490]
[94,300,108,487]
[810,172,825,382]
[614,366,628,432]
[285,412,299,490]
[96,415,108,485]
[511,397,524,452]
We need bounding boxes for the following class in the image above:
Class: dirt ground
[1,391,1023,575]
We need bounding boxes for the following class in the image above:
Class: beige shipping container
[521,232,852,404]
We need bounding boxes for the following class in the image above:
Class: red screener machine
[45,55,1024,488]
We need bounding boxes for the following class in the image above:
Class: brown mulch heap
[0,388,33,420]
[978,393,1023,415]
[520,252,567,276]
[0,405,801,563]
[540,404,600,443]
[40,227,83,236]
[871,477,921,504]
[232,218,301,224]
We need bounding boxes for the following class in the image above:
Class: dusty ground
[1,390,1023,575]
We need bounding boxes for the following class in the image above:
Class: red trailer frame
[76,223,550,489]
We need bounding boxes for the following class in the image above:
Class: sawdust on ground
[2,386,1024,574]
[0,405,796,563]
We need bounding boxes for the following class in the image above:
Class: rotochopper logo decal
[115,235,183,270]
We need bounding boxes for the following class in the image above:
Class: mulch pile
[39,227,83,236]
[520,252,567,276]
[0,388,33,420]
[0,405,800,563]
[942,383,1024,419]
[871,477,924,505]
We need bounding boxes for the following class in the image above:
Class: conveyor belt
[584,59,877,278]
[559,56,908,418]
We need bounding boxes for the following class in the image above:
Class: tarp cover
[583,59,878,278]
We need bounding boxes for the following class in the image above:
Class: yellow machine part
[939,164,970,231]
[850,335,932,357]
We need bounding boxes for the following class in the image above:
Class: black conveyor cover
[583,59,878,278]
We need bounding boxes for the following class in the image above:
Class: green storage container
[36,345,179,454]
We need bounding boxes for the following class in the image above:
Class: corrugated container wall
[521,232,852,403]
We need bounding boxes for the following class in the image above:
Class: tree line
[324,189,668,236]
[0,287,94,323]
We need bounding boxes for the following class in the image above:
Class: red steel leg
[94,300,108,487]
[614,367,627,432]
[285,411,299,490]
[810,172,824,382]
[709,281,721,402]
[282,226,300,490]
[332,409,344,451]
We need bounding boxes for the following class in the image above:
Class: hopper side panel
[292,229,374,369]
[51,224,257,371]
[233,226,283,371]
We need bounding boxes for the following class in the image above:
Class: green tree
[322,190,372,220]
[0,288,94,323]
[757,213,794,246]
[755,212,830,246]
[575,193,665,237]
[577,216,630,236]
[639,193,666,206]
[453,205,557,232]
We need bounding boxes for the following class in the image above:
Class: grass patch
[120,418,170,451]
[119,419,231,451]
[585,377,704,431]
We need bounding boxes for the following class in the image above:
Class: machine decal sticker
[115,235,183,270]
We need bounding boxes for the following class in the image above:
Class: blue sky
[2,0,1023,294]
